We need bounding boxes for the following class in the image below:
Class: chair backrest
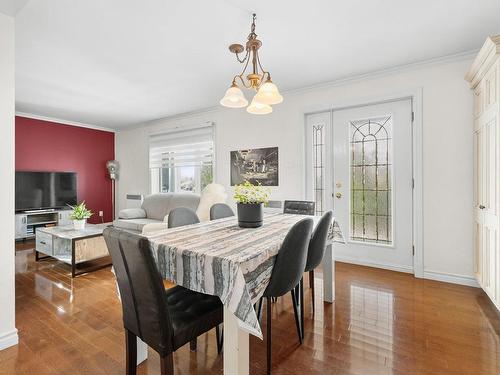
[264,218,314,297]
[168,207,200,228]
[103,227,173,356]
[283,200,315,215]
[305,211,333,272]
[210,203,235,220]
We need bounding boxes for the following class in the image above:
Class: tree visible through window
[350,116,393,245]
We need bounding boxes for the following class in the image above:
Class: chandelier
[220,14,283,115]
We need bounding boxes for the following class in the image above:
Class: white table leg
[223,306,249,375]
[322,244,335,303]
[137,337,148,364]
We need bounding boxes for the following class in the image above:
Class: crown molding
[138,49,478,127]
[15,112,116,133]
[286,49,477,96]
[465,35,500,88]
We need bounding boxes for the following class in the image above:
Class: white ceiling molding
[14,0,500,128]
[465,35,500,87]
[138,48,479,128]
[15,112,116,133]
[0,0,30,17]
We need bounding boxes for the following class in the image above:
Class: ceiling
[0,0,28,16]
[14,0,500,129]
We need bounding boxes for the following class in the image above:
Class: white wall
[116,56,475,285]
[0,11,18,350]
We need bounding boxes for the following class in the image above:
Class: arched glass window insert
[350,115,393,245]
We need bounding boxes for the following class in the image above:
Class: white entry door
[306,99,414,272]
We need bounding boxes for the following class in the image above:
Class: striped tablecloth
[147,213,344,338]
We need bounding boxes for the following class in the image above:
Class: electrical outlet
[99,211,103,217]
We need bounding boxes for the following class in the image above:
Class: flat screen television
[15,171,77,212]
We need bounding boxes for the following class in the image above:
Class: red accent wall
[15,116,115,224]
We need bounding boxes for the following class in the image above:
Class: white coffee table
[35,223,112,277]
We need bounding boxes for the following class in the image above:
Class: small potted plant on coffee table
[234,181,270,228]
[69,201,93,230]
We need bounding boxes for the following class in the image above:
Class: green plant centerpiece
[234,181,270,228]
[68,201,93,230]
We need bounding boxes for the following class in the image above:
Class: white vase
[73,219,86,230]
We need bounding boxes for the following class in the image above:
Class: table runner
[147,213,344,338]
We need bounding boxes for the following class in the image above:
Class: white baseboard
[423,270,479,288]
[335,255,414,274]
[0,329,18,351]
[335,256,479,288]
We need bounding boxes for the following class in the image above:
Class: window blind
[149,125,214,169]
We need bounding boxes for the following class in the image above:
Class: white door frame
[304,88,424,277]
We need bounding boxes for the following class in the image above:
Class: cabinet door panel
[484,118,496,212]
[485,66,497,109]
[15,214,27,239]
[484,226,497,298]
[474,84,484,118]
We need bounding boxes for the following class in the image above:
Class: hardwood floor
[1,242,500,375]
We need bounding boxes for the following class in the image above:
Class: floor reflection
[349,284,394,369]
[16,247,75,313]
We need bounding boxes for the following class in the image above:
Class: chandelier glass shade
[220,14,283,114]
[254,79,283,105]
[246,98,273,115]
[220,85,248,108]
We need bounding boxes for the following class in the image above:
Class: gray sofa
[113,193,200,233]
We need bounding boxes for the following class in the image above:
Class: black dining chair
[271,200,315,306]
[168,207,200,228]
[210,203,235,220]
[103,227,223,375]
[167,206,207,351]
[283,200,315,215]
[258,218,314,375]
[300,210,333,339]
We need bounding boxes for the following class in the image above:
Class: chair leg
[160,353,174,375]
[215,324,223,354]
[125,329,137,375]
[290,289,303,344]
[190,338,197,352]
[300,278,305,340]
[309,270,315,313]
[257,297,263,323]
[266,297,272,375]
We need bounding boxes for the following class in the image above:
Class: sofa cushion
[141,194,173,221]
[113,218,162,233]
[118,208,147,219]
[141,193,200,220]
[168,193,200,214]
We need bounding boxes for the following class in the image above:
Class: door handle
[335,192,342,199]
[479,205,486,209]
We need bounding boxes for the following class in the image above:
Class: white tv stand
[15,208,72,240]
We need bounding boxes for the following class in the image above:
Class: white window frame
[148,122,216,195]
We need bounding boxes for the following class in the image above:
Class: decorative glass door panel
[350,116,393,245]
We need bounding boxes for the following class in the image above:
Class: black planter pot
[236,203,263,228]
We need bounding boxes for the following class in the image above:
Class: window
[149,124,214,194]
[350,115,393,244]
[312,124,326,215]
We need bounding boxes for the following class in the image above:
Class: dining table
[145,212,345,375]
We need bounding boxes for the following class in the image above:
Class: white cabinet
[466,35,500,310]
[15,214,27,239]
[15,209,74,240]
